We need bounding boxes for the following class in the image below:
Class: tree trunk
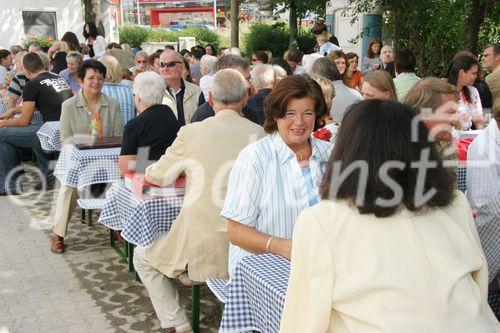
[289,0,298,50]
[230,0,239,47]
[463,0,493,53]
[82,0,105,37]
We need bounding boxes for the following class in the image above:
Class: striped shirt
[466,121,500,209]
[221,132,333,276]
[7,72,28,100]
[102,82,135,125]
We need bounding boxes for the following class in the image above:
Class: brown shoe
[50,234,64,254]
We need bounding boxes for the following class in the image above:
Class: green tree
[268,0,326,50]
[348,0,500,77]
[82,0,105,36]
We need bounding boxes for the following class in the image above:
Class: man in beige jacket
[483,44,500,104]
[159,49,203,126]
[133,69,265,332]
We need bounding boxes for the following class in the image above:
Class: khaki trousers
[133,246,189,329]
[53,185,78,237]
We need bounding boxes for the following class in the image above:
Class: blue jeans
[0,124,51,191]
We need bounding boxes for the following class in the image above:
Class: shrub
[184,27,220,47]
[297,29,316,54]
[119,26,148,48]
[120,26,220,49]
[244,22,317,58]
[244,22,289,58]
[146,29,177,42]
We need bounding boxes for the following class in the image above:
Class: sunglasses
[159,61,182,68]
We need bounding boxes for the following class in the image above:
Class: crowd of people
[0,19,499,332]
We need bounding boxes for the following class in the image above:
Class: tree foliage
[267,0,326,50]
[348,0,500,77]
[82,0,105,37]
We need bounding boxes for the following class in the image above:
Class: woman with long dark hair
[280,100,499,332]
[446,55,485,129]
[83,22,106,58]
[48,31,81,73]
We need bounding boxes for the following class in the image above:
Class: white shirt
[459,85,483,120]
[221,132,333,276]
[331,80,363,123]
[199,74,214,101]
[0,65,8,84]
[280,192,499,333]
[466,120,500,209]
[293,65,305,75]
[319,42,341,56]
[91,35,107,58]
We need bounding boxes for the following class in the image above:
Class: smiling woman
[51,59,124,254]
[222,75,333,276]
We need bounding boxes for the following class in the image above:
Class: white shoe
[175,322,193,333]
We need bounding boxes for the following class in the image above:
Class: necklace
[295,146,311,162]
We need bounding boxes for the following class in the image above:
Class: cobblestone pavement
[0,176,221,333]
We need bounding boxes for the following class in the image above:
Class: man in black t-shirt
[0,53,73,195]
[118,71,180,175]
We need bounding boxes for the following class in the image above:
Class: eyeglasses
[159,61,182,68]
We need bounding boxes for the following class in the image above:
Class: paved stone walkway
[0,177,221,333]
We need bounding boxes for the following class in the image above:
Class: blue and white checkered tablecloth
[98,180,183,247]
[457,165,467,193]
[0,100,7,114]
[0,102,43,125]
[36,121,61,151]
[29,111,44,125]
[220,254,290,333]
[54,144,121,190]
[207,278,228,303]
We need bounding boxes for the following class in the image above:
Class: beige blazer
[144,109,265,281]
[486,66,500,104]
[162,79,202,124]
[280,191,500,333]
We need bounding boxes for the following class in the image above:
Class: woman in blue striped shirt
[221,75,333,275]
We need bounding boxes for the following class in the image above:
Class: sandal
[50,234,64,254]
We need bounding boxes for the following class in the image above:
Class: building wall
[0,0,118,49]
[326,0,381,58]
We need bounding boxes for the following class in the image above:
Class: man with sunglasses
[159,50,203,127]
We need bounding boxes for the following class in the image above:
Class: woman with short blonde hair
[98,55,135,123]
[98,55,123,83]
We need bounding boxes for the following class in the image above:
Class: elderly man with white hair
[133,68,265,333]
[190,55,258,124]
[199,54,218,101]
[247,63,276,125]
[118,71,180,175]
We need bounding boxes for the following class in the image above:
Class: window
[22,11,58,40]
